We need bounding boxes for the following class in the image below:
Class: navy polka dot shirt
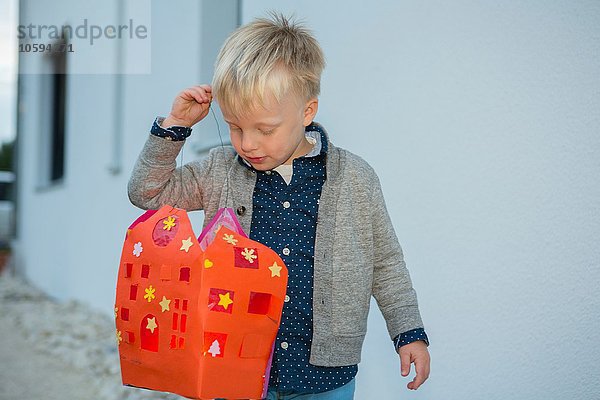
[240,123,428,394]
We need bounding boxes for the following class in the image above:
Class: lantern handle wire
[172,104,230,211]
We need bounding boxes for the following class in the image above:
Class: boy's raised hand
[399,340,430,390]
[162,85,213,128]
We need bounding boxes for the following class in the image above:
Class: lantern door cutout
[141,314,159,352]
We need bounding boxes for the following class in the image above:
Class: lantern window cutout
[172,313,179,330]
[121,307,130,321]
[124,263,133,278]
[204,332,228,358]
[169,335,185,349]
[141,314,159,352]
[247,292,273,315]
[239,333,271,359]
[180,314,187,333]
[160,264,171,280]
[141,264,150,278]
[152,215,179,247]
[124,331,135,344]
[234,247,260,269]
[174,299,180,309]
[182,299,188,311]
[208,288,235,314]
[179,267,191,283]
[129,284,138,301]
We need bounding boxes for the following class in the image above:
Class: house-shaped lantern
[114,205,288,399]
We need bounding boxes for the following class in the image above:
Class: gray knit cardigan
[128,131,425,367]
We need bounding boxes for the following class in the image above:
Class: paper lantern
[115,205,288,399]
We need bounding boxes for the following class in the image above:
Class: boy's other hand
[162,85,213,128]
[399,340,430,390]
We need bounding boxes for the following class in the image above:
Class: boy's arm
[127,128,214,211]
[128,85,216,211]
[369,174,430,389]
[370,174,423,336]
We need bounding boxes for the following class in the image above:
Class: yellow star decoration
[269,262,282,277]
[218,292,234,310]
[180,237,194,252]
[241,248,257,263]
[116,330,123,345]
[146,317,158,333]
[204,259,214,269]
[114,307,118,318]
[223,233,238,245]
[144,285,156,302]
[159,296,171,312]
[163,216,177,231]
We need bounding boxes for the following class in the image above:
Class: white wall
[15,0,238,313]
[239,2,600,399]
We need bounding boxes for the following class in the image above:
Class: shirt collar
[304,121,329,157]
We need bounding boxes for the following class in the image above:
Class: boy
[128,13,430,400]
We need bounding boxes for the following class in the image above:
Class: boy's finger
[399,352,411,377]
[407,356,430,390]
[190,87,211,103]
[181,88,203,105]
[193,85,212,97]
[197,84,212,92]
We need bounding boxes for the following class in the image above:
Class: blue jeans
[264,379,356,400]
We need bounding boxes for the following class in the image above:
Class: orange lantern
[115,205,288,399]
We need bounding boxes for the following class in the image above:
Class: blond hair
[212,12,325,117]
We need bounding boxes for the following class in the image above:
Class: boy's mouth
[246,156,266,163]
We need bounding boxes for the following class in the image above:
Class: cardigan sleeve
[369,173,425,341]
[127,132,216,211]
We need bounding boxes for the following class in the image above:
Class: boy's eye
[259,128,275,135]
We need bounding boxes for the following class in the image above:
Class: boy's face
[221,92,318,171]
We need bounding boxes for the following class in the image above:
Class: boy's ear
[303,98,319,126]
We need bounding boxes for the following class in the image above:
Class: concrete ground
[0,313,97,400]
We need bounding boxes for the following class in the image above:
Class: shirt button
[282,201,290,209]
[280,341,289,350]
[284,295,290,303]
[282,247,290,256]
[265,170,272,175]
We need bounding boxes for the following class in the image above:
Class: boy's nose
[240,132,259,153]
